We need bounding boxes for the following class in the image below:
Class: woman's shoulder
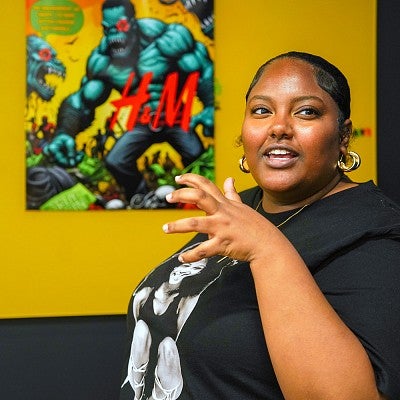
[301,180,400,248]
[283,181,400,272]
[329,180,400,219]
[360,180,400,209]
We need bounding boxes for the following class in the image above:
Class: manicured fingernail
[178,254,184,262]
[175,175,182,182]
[162,224,169,233]
[166,193,172,202]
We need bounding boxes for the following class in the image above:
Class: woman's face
[168,258,207,285]
[241,57,350,204]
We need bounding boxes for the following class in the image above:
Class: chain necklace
[255,198,308,228]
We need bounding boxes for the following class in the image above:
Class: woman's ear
[339,119,352,154]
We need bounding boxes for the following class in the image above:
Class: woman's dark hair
[245,51,351,128]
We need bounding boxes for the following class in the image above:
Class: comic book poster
[25,0,214,210]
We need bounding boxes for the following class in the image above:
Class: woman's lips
[263,148,299,168]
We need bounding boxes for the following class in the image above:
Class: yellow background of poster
[0,0,376,318]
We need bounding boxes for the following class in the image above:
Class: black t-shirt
[119,181,400,399]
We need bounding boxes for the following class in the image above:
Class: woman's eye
[252,107,270,115]
[297,108,320,117]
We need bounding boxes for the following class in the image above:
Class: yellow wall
[0,0,376,318]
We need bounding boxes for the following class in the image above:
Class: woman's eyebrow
[247,94,271,102]
[292,95,324,103]
[248,94,324,104]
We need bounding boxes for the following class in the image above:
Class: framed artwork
[25,0,215,211]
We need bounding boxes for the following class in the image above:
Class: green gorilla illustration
[46,0,214,200]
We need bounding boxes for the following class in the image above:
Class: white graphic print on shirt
[121,241,238,400]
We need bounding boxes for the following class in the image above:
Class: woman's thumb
[223,177,241,202]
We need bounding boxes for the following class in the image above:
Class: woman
[120,52,400,399]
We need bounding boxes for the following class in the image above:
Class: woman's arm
[163,173,385,400]
[249,229,382,400]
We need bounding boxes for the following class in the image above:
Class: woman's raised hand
[162,174,274,263]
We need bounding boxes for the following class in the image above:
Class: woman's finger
[166,187,220,215]
[175,174,226,201]
[175,237,223,263]
[223,177,242,202]
[163,216,211,235]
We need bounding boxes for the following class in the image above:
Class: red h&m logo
[109,71,199,132]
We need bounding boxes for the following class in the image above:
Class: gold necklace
[255,198,308,228]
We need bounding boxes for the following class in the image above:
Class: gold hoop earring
[337,151,361,172]
[239,155,250,173]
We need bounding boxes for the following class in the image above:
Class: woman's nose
[268,113,293,139]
